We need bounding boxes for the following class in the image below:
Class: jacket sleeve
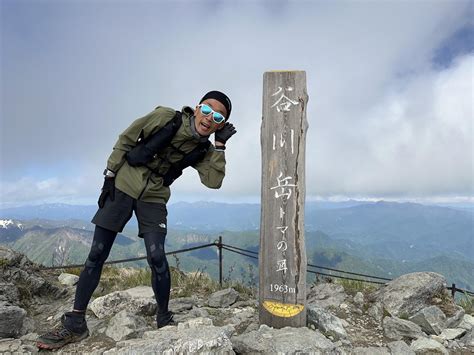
[106,107,176,173]
[193,145,226,189]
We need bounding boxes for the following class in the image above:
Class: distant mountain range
[1,200,472,290]
[1,200,472,231]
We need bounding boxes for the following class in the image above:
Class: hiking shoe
[36,312,89,350]
[157,310,175,328]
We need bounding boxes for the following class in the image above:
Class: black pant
[73,225,170,314]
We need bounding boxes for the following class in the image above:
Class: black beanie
[199,90,232,120]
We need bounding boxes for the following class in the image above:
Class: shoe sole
[157,316,176,328]
[36,330,89,350]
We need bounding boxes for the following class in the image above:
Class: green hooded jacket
[106,106,226,204]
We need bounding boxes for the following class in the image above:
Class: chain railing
[39,237,474,298]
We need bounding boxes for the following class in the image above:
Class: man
[36,91,236,350]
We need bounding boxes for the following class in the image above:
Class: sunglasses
[197,104,226,124]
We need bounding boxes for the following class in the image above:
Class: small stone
[58,273,79,286]
[353,292,364,306]
[439,328,467,340]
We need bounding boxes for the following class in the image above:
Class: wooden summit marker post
[259,71,309,328]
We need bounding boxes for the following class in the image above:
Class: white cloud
[1,1,472,206]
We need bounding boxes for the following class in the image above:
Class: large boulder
[445,305,465,328]
[103,317,235,354]
[90,286,156,319]
[206,288,239,308]
[0,301,27,338]
[168,296,198,313]
[307,282,347,309]
[105,309,149,341]
[387,340,415,355]
[383,316,424,341]
[438,327,467,341]
[0,282,20,304]
[0,246,65,299]
[408,306,446,335]
[459,314,474,330]
[231,324,335,354]
[372,272,447,317]
[307,304,347,340]
[410,338,448,354]
[459,328,474,347]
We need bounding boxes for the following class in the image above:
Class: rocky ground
[1,245,473,354]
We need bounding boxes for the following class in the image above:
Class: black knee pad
[85,240,107,268]
[146,242,167,274]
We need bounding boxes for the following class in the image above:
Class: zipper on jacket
[137,172,153,200]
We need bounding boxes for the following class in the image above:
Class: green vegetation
[0,258,9,269]
[398,312,409,320]
[61,254,255,299]
[335,278,378,296]
[458,292,474,315]
[431,289,458,317]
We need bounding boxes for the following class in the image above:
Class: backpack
[125,111,211,186]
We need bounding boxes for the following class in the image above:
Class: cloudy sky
[1,0,473,207]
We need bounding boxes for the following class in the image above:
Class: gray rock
[231,299,258,308]
[353,292,364,307]
[307,304,348,340]
[58,272,79,286]
[19,332,39,342]
[226,306,256,328]
[169,296,198,313]
[459,328,474,347]
[429,334,444,344]
[383,316,424,341]
[387,340,415,355]
[446,339,460,349]
[188,307,210,318]
[231,324,335,354]
[207,287,239,308]
[410,338,448,354]
[0,282,20,305]
[177,316,213,330]
[0,301,27,338]
[368,302,384,322]
[0,246,65,299]
[0,246,23,265]
[445,305,464,328]
[19,315,35,335]
[90,286,156,318]
[0,338,23,353]
[105,309,149,341]
[408,306,446,335]
[104,319,235,354]
[350,347,390,354]
[307,282,347,309]
[438,327,467,340]
[459,314,474,330]
[373,272,447,317]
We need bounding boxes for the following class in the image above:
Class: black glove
[98,177,115,208]
[215,122,237,145]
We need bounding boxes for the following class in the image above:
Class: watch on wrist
[215,145,226,151]
[103,169,116,178]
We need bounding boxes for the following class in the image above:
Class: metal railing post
[451,283,456,299]
[218,236,223,288]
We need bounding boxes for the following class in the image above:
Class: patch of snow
[0,219,14,228]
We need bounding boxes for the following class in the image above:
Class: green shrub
[458,292,474,315]
[336,278,377,296]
